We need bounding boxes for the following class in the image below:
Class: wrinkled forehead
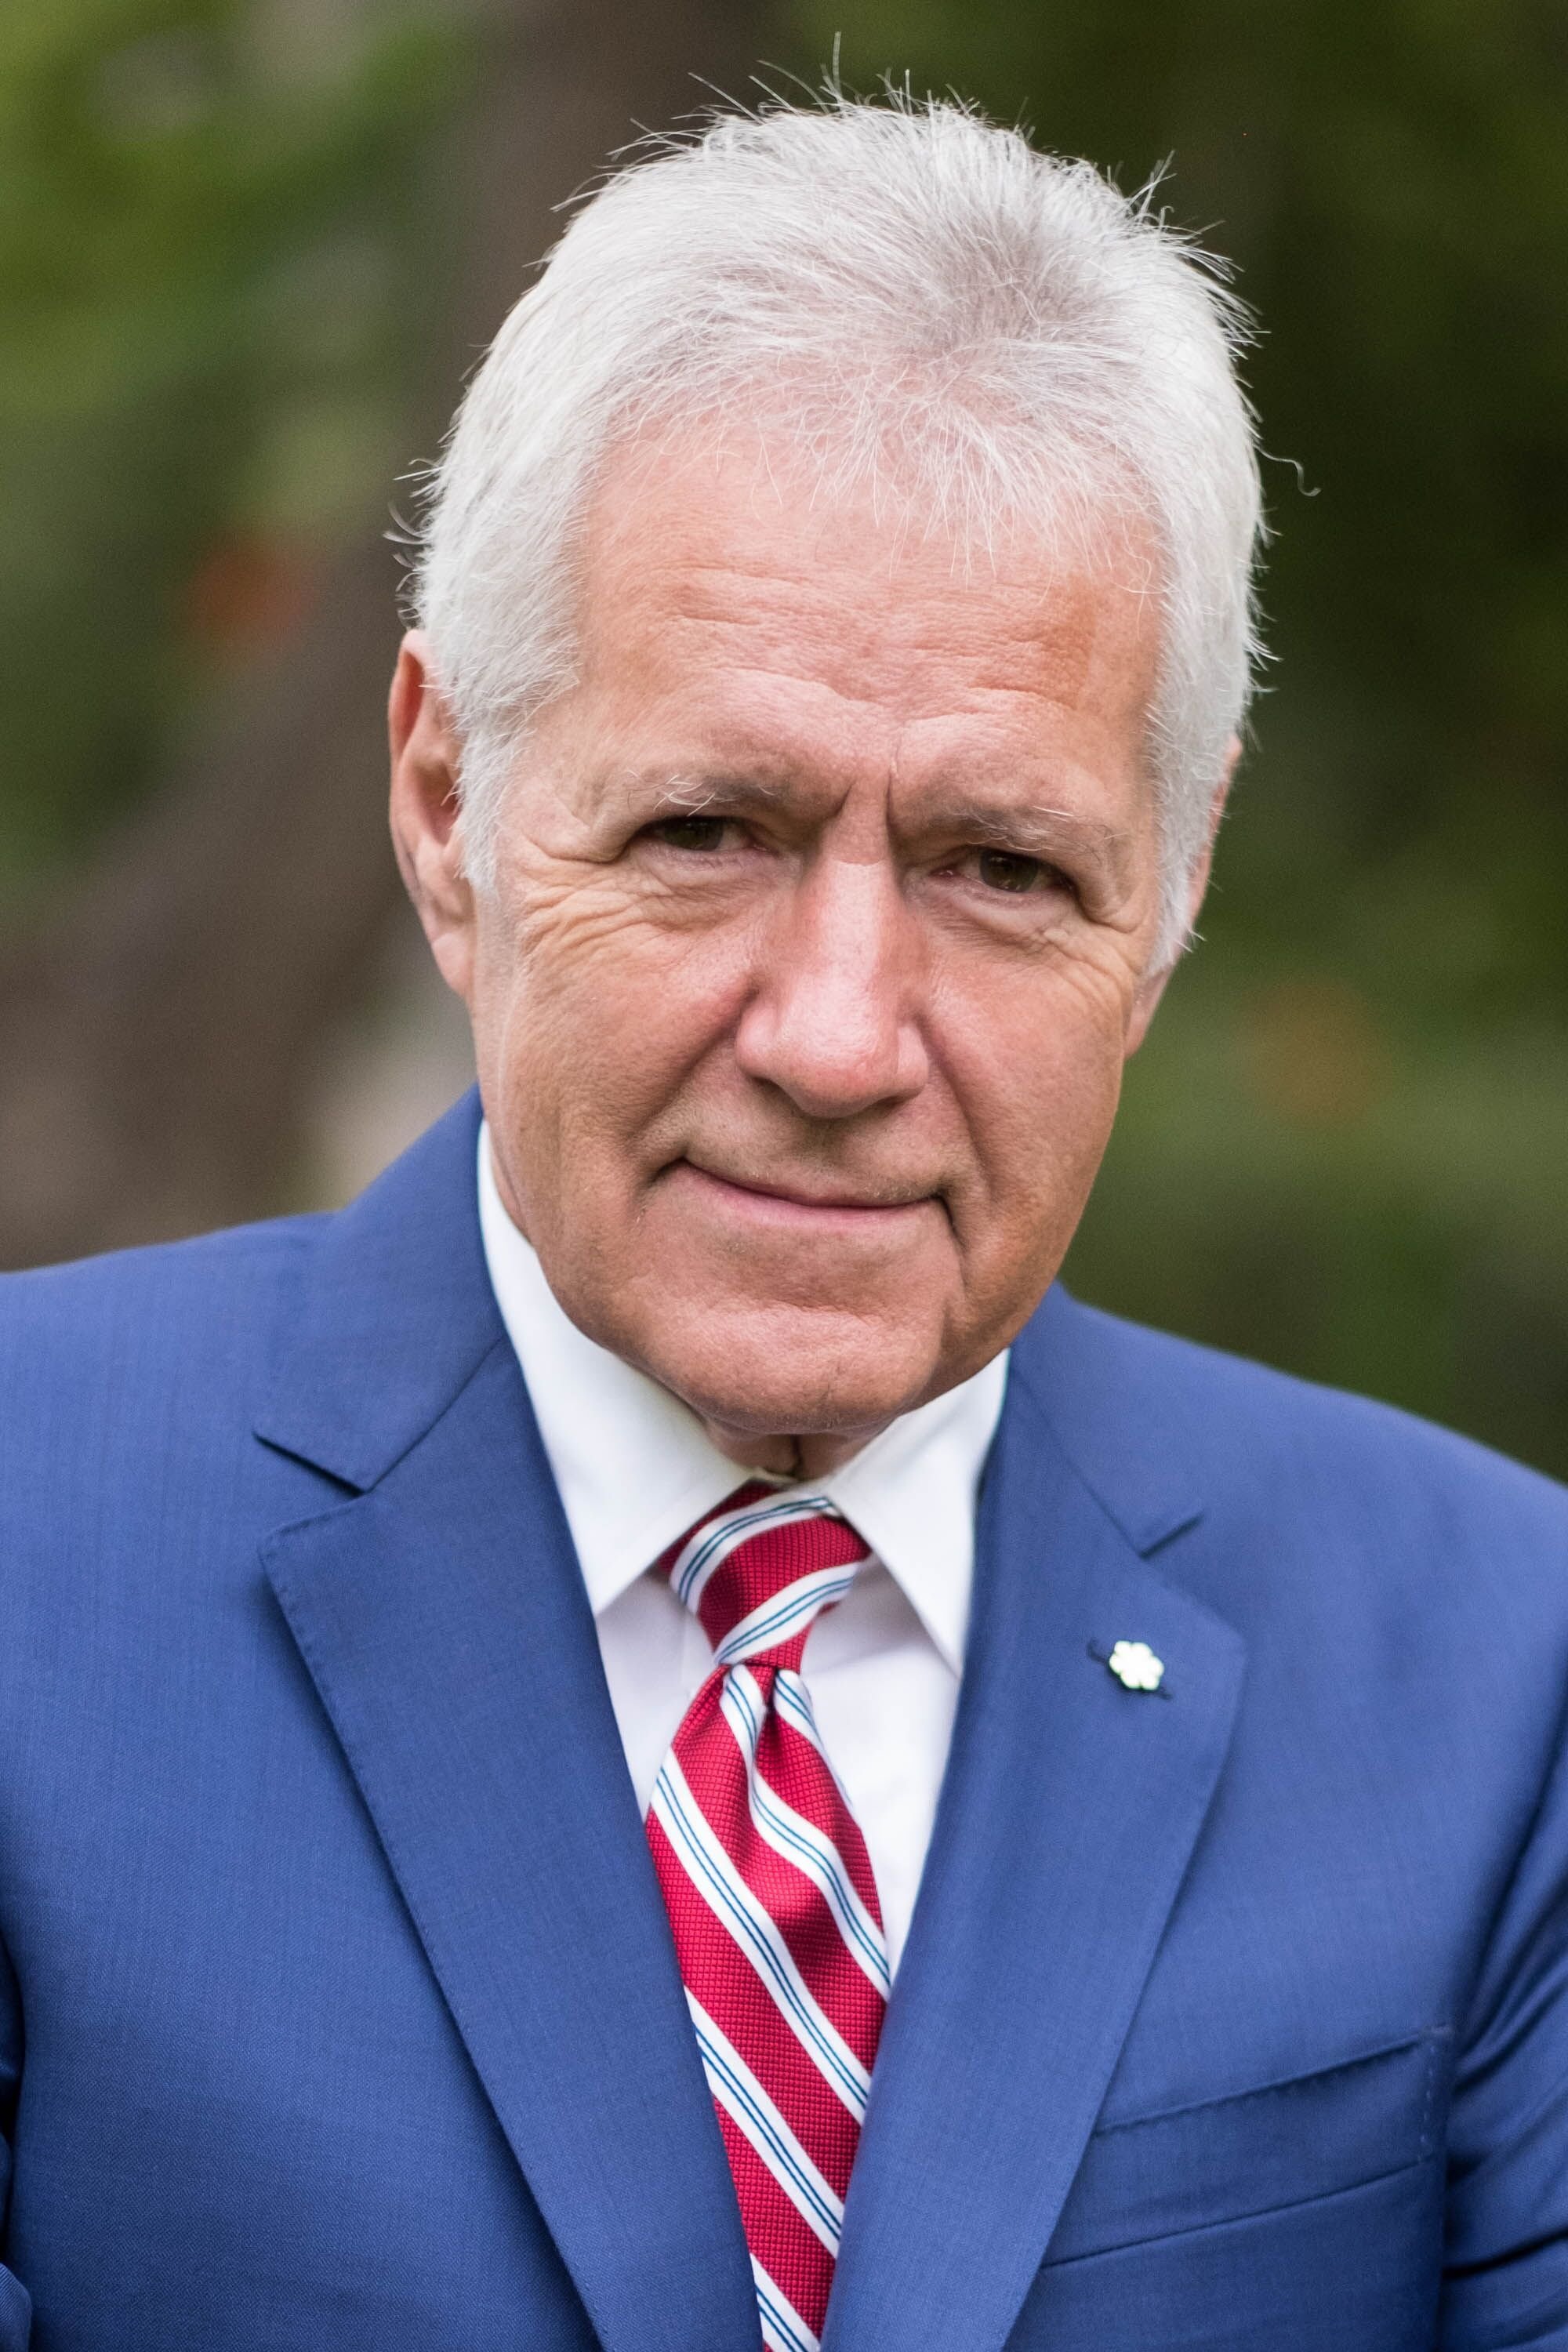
[588,390,1161,596]
[569,412,1167,754]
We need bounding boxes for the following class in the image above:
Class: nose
[734,855,929,1119]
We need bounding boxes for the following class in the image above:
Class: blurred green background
[2,0,1564,1475]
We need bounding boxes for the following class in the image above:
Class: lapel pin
[1107,1639,1165,1693]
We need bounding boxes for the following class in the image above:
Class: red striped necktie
[645,1482,889,2352]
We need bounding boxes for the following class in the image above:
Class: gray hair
[416,93,1264,963]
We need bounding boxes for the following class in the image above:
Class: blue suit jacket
[3,1090,1568,2350]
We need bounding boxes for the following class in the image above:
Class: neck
[698,1419,884,1483]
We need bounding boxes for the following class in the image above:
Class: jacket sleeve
[1440,1686,1568,2349]
[0,1935,31,2347]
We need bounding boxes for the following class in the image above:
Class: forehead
[570,422,1163,776]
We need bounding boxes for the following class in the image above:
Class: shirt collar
[477,1124,1007,1675]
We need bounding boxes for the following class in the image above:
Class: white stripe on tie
[713,1565,861,1667]
[721,1669,891,1998]
[773,1671,862,1817]
[648,1752,870,2117]
[753,2259,821,2352]
[671,1490,838,1613]
[645,1481,886,2352]
[686,1992,843,2253]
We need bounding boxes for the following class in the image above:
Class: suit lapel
[824,1343,1245,2352]
[256,1096,756,2352]
[255,1098,1241,2352]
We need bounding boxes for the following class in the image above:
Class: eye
[648,815,728,853]
[977,848,1047,895]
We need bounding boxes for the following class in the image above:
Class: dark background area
[2,0,1564,1475]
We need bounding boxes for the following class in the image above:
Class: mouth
[667,1159,941,1234]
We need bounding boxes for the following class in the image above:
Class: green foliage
[800,2,1568,1469]
[5,0,1565,1471]
[0,0,462,892]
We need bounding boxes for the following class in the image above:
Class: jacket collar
[256,1083,1206,1561]
[1009,1283,1207,1558]
[255,1088,498,1491]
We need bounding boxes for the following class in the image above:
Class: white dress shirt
[477,1130,1007,1973]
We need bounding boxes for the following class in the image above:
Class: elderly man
[2,96,1567,2352]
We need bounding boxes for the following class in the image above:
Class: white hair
[416,93,1264,962]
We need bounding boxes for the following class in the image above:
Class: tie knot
[655,1481,871,1668]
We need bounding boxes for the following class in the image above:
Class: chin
[633,1300,942,1441]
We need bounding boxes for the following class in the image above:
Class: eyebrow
[612,768,1138,895]
[915,794,1136,891]
[640,771,793,818]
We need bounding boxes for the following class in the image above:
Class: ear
[388,631,476,1004]
[1123,731,1242,1054]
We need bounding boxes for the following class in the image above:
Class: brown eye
[651,815,728,853]
[978,849,1044,894]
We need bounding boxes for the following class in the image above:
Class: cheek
[937,956,1132,1227]
[472,880,753,1175]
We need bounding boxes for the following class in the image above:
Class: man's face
[395,428,1194,1450]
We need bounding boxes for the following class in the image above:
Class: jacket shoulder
[0,1214,325,1436]
[1018,1288,1568,1576]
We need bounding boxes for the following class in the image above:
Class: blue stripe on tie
[673,1493,838,1607]
[691,2017,841,2245]
[715,1568,858,1663]
[721,1671,890,1996]
[774,1675,856,1806]
[652,1766,868,2115]
[753,2263,819,2352]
